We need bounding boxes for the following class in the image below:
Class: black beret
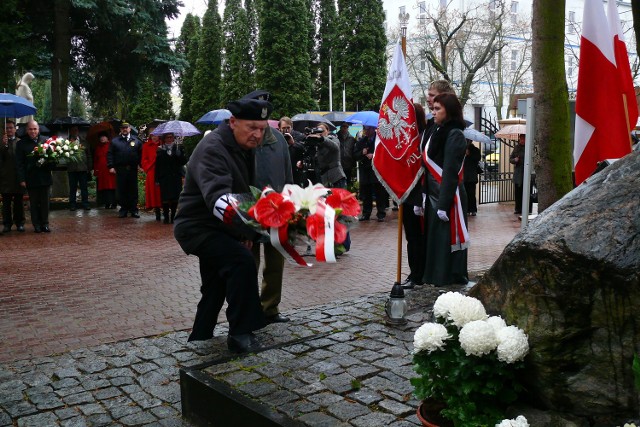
[241,89,271,102]
[226,99,273,121]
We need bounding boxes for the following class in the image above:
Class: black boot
[170,203,177,224]
[155,208,161,221]
[163,205,170,224]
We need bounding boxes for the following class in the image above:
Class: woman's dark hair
[413,103,428,134]
[433,93,464,127]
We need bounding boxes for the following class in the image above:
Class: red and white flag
[607,0,638,128]
[374,41,421,203]
[574,0,632,185]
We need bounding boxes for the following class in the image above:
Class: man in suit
[0,120,26,233]
[107,122,142,218]
[15,120,53,233]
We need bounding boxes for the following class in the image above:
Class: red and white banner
[574,0,632,185]
[607,0,638,129]
[374,41,422,203]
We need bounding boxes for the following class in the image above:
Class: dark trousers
[360,181,388,219]
[402,203,425,282]
[464,182,477,214]
[27,186,50,228]
[68,171,89,208]
[252,242,285,317]
[188,231,266,341]
[2,193,25,226]
[115,166,139,214]
[98,189,116,208]
[514,183,533,214]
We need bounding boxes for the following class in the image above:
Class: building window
[420,60,426,71]
[510,1,518,24]
[568,57,574,76]
[568,11,576,34]
[418,1,426,14]
[399,5,406,16]
[490,57,497,70]
[511,50,518,71]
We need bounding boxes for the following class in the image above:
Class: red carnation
[325,188,361,217]
[252,192,295,228]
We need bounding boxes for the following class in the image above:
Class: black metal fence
[477,114,516,204]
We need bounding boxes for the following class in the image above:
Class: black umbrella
[323,112,351,126]
[291,113,336,132]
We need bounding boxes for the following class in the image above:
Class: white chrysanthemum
[282,181,328,214]
[458,320,497,356]
[65,152,70,157]
[495,415,529,427]
[487,316,507,334]
[73,144,79,150]
[433,292,466,320]
[63,144,69,150]
[413,322,450,353]
[447,295,487,327]
[496,326,529,363]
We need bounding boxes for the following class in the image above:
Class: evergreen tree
[335,0,387,111]
[316,0,338,111]
[255,0,314,117]
[69,90,87,118]
[129,76,173,127]
[190,1,223,122]
[221,0,254,103]
[177,14,201,121]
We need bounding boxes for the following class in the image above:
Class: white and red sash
[423,137,469,252]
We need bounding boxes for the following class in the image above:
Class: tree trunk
[633,2,640,59]
[51,0,71,119]
[531,0,573,212]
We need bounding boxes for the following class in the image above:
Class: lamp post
[399,12,410,56]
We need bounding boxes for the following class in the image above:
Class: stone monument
[15,73,35,124]
[470,151,640,424]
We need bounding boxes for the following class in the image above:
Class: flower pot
[416,399,454,427]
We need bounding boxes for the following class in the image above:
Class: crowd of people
[1,83,482,355]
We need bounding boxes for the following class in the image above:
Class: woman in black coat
[421,93,469,287]
[155,133,188,224]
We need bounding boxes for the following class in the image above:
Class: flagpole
[623,94,633,149]
[395,13,410,285]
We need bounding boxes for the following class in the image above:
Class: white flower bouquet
[28,136,84,166]
[411,292,529,427]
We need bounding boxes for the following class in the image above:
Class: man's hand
[437,209,449,222]
[109,168,116,174]
[20,181,26,188]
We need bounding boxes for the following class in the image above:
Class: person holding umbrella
[154,132,187,224]
[141,128,163,221]
[93,133,116,209]
[0,120,26,232]
[107,122,143,218]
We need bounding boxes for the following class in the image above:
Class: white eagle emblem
[378,96,415,150]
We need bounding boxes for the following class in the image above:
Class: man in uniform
[107,122,142,218]
[174,96,273,354]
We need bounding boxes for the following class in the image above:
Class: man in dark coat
[354,126,389,221]
[107,122,142,218]
[15,120,53,233]
[0,120,26,232]
[174,97,273,354]
[337,123,356,185]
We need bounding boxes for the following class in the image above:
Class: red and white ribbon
[269,225,312,267]
[313,200,336,263]
[423,143,469,252]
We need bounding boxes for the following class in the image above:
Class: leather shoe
[266,314,290,324]
[130,212,140,218]
[42,226,51,233]
[34,226,42,233]
[118,211,127,218]
[358,215,370,221]
[2,225,10,233]
[17,225,25,232]
[227,333,261,354]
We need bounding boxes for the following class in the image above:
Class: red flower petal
[253,192,295,227]
[334,221,347,244]
[305,214,323,240]
[326,188,361,216]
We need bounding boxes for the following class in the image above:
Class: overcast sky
[165,0,213,38]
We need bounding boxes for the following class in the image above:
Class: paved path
[0,203,520,363]
[0,202,521,426]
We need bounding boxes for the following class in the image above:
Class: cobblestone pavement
[0,202,520,426]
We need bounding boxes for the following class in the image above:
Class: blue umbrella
[463,128,491,145]
[0,93,37,119]
[345,111,379,128]
[196,109,231,125]
[151,120,201,137]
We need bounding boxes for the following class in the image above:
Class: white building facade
[381,0,635,124]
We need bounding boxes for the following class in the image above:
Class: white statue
[15,72,35,124]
